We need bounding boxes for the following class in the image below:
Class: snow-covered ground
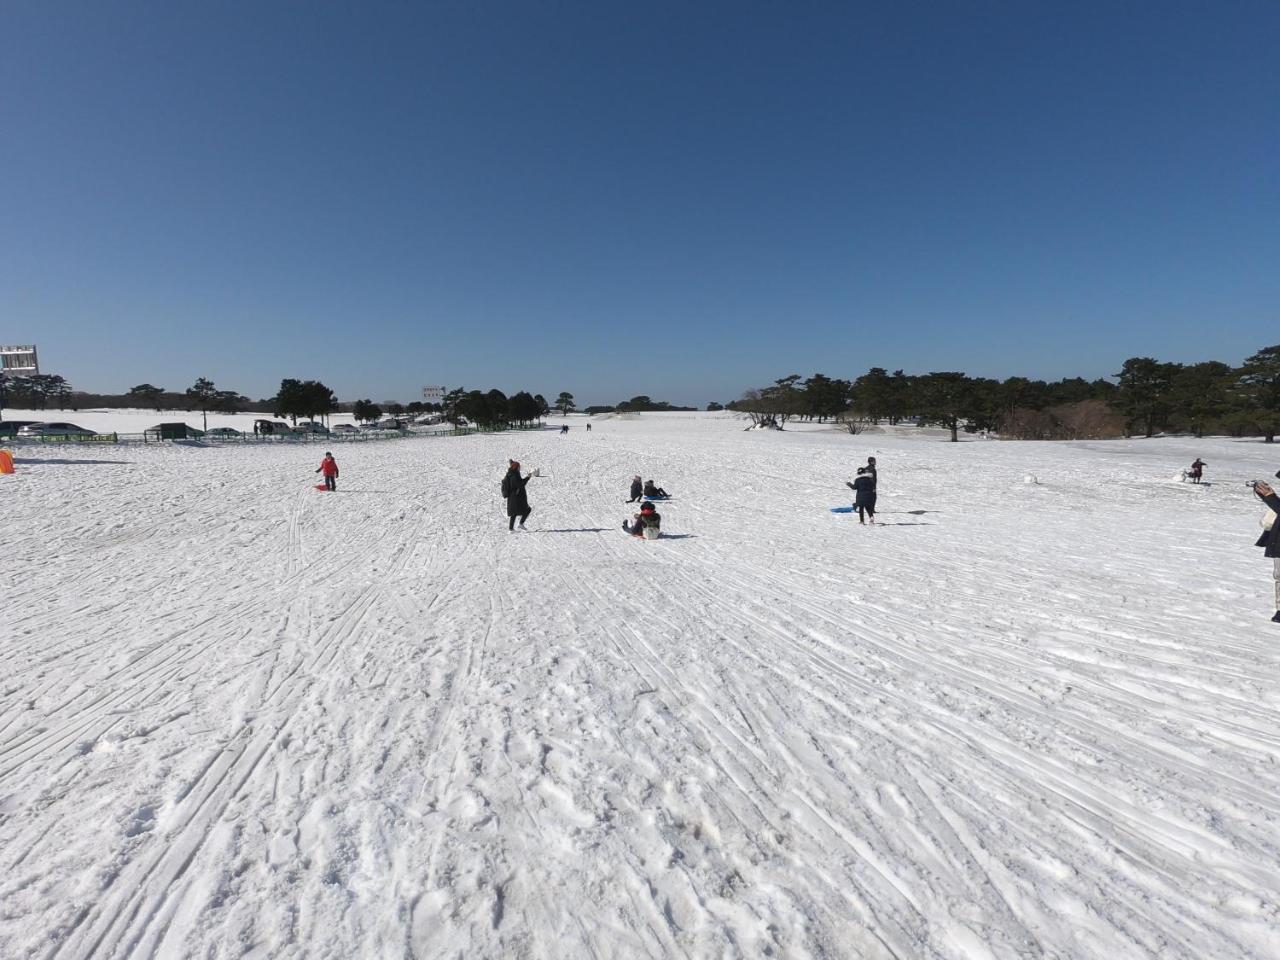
[2,413,1279,959]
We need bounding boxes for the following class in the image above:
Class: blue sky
[2,1,1276,407]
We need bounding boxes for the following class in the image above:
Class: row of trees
[438,388,551,429]
[582,395,699,415]
[0,374,74,410]
[729,344,1280,441]
[0,373,580,426]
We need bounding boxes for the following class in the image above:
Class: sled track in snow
[42,508,447,960]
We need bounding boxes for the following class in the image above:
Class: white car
[17,422,95,438]
[293,421,330,435]
[331,424,358,435]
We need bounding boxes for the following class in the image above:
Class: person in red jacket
[316,452,339,491]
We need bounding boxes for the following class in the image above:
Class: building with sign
[1,345,39,375]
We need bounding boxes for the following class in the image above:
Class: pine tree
[185,377,218,431]
[1238,345,1280,443]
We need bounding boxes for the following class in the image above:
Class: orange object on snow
[0,450,14,474]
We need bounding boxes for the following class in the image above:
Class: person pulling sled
[624,501,662,539]
[1186,458,1206,483]
[316,452,339,491]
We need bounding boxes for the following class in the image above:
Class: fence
[3,422,546,447]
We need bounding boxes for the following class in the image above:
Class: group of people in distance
[318,443,1280,623]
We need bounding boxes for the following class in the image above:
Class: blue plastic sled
[829,506,855,513]
[643,495,671,501]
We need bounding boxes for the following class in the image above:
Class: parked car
[18,422,95,438]
[331,423,358,435]
[253,419,293,436]
[293,421,330,435]
[205,427,242,438]
[375,418,406,431]
[0,420,41,438]
[144,422,205,441]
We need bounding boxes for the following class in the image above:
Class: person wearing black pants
[846,468,877,524]
[502,459,533,531]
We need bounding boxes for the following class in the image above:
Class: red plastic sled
[315,484,331,491]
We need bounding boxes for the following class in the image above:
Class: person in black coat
[502,459,533,531]
[1252,479,1280,621]
[846,467,877,524]
[627,475,643,503]
[643,480,670,499]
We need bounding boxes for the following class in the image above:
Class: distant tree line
[582,395,699,415]
[0,375,254,418]
[0,374,74,411]
[0,371,573,434]
[728,344,1280,442]
[434,387,551,429]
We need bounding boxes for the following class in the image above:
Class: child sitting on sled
[624,501,662,539]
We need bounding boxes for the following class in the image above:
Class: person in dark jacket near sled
[624,501,662,539]
[643,479,670,499]
[1252,479,1280,621]
[502,459,533,531]
[1188,458,1205,483]
[846,467,877,524]
[627,475,643,503]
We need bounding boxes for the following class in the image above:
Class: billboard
[1,345,38,374]
[422,386,446,401]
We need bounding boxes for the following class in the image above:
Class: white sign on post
[422,386,446,401]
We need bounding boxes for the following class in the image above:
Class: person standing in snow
[846,467,877,524]
[1252,479,1280,622]
[502,459,533,531]
[865,456,878,489]
[315,452,339,491]
[627,475,643,503]
[1188,458,1206,483]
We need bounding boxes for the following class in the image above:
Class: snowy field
[2,413,1279,959]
